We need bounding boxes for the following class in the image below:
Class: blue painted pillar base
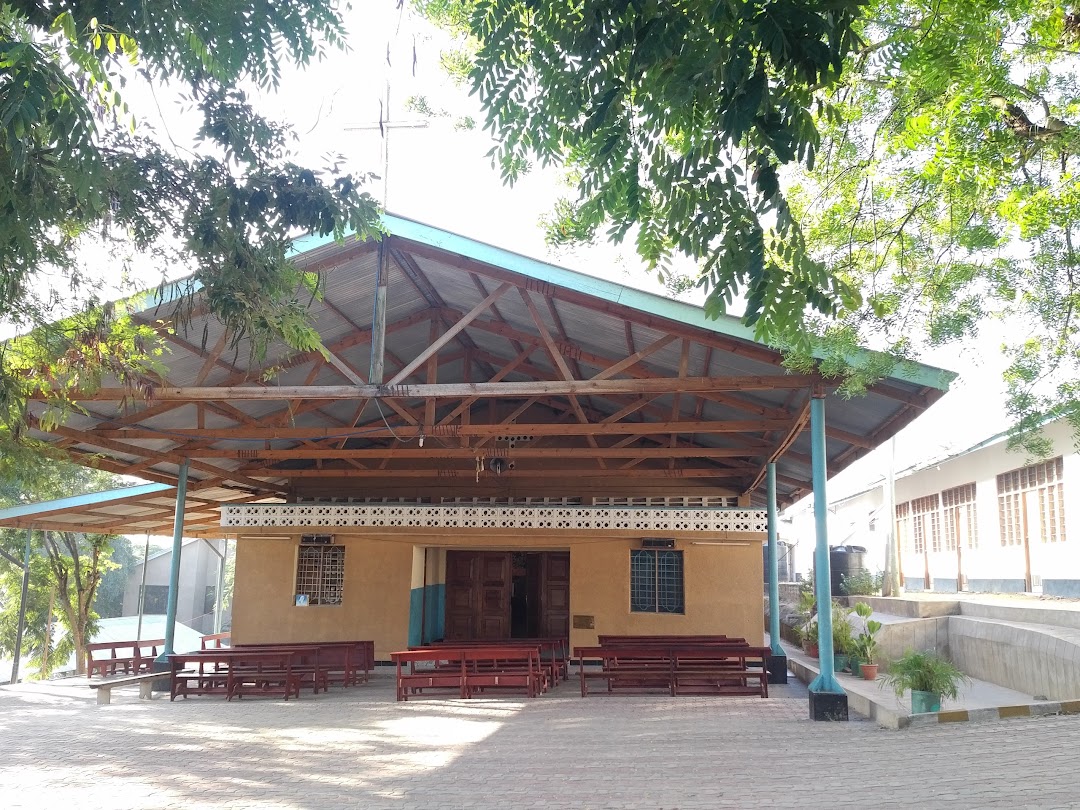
[809,689,849,721]
[766,654,788,685]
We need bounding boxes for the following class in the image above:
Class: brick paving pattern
[2,673,1078,809]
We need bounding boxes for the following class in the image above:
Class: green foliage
[840,569,884,596]
[792,0,1080,444]
[883,649,968,699]
[420,0,1080,438]
[0,459,124,676]
[0,0,382,438]
[831,600,856,655]
[855,618,883,664]
[421,0,867,344]
[93,536,135,619]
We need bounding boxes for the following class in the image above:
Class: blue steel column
[156,460,189,666]
[767,463,784,656]
[808,395,843,696]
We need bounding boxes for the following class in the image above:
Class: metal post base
[809,689,849,721]
[766,654,788,685]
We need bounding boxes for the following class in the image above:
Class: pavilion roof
[16,212,955,517]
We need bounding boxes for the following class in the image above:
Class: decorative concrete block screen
[221,503,768,533]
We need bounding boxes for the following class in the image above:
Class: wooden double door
[444,550,569,641]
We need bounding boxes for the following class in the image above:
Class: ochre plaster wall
[567,539,765,651]
[231,535,412,659]
[232,532,764,659]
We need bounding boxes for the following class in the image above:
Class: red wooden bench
[574,644,769,698]
[211,645,328,694]
[200,632,231,650]
[390,646,544,701]
[424,638,565,689]
[233,640,373,687]
[598,635,746,646]
[87,639,165,678]
[168,651,303,701]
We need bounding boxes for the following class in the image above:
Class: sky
[73,1,1020,505]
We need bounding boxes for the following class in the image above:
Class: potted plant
[883,650,968,713]
[831,601,854,672]
[851,603,881,679]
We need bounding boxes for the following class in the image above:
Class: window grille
[295,544,345,606]
[895,502,911,553]
[997,457,1066,546]
[941,483,978,550]
[630,549,684,613]
[910,494,940,554]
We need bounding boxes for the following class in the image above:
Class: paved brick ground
[2,672,1078,809]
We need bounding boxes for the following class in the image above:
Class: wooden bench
[574,644,769,698]
[204,645,328,694]
[424,638,565,689]
[391,646,545,701]
[86,639,165,679]
[89,672,161,705]
[200,631,231,650]
[233,640,373,687]
[598,635,747,646]
[169,651,303,701]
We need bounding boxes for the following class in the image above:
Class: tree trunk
[41,585,55,676]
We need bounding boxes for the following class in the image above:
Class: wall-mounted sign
[573,614,595,629]
[295,594,309,606]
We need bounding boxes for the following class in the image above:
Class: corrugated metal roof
[14,211,956,521]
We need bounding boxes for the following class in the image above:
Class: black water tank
[830,545,867,595]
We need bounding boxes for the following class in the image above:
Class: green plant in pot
[883,650,968,713]
[851,603,881,679]
[831,601,854,672]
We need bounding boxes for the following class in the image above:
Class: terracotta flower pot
[804,643,819,659]
[860,663,879,680]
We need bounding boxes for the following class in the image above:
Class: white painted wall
[782,419,1080,594]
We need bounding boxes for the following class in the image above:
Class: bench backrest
[575,644,769,661]
[87,639,166,659]
[598,635,745,645]
[201,632,232,650]
[169,650,297,671]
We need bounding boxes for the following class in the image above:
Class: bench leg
[139,680,154,699]
[96,688,111,706]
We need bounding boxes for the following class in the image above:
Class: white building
[122,537,229,634]
[781,418,1080,597]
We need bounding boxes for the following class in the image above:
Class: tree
[417,0,867,343]
[93,535,135,619]
[0,461,124,676]
[0,0,383,437]
[421,1,1080,442]
[785,1,1080,450]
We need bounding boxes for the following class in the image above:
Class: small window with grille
[295,544,345,606]
[630,549,684,613]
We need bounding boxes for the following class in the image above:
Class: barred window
[630,549,684,613]
[295,544,345,606]
[941,483,978,550]
[911,495,940,554]
[998,457,1066,546]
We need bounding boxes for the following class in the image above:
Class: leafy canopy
[422,0,1080,445]
[0,0,382,435]
[418,0,868,343]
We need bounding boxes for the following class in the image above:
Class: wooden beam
[66,375,817,402]
[239,466,747,480]
[209,447,761,460]
[384,281,513,386]
[591,333,679,381]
